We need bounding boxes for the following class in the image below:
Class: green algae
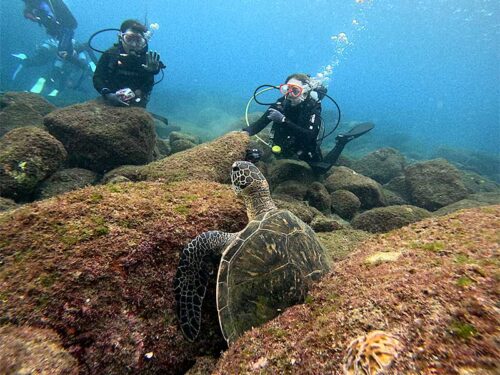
[174,204,190,215]
[449,320,477,340]
[456,276,474,287]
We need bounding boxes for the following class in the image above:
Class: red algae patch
[0,180,247,374]
[214,206,500,374]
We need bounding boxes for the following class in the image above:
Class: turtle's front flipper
[174,230,236,341]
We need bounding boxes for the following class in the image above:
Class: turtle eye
[232,166,239,172]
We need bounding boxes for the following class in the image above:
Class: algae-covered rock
[0,127,67,201]
[325,166,385,209]
[272,180,308,200]
[384,175,411,202]
[381,187,408,206]
[214,206,499,374]
[0,325,78,374]
[305,182,331,213]
[434,192,500,216]
[351,205,432,233]
[36,168,98,199]
[310,215,345,232]
[351,147,406,184]
[317,229,371,262]
[330,189,361,220]
[44,100,156,173]
[0,181,247,374]
[137,131,250,184]
[170,139,197,154]
[268,159,315,187]
[0,92,56,137]
[459,170,499,194]
[273,196,320,224]
[405,158,469,211]
[0,197,18,212]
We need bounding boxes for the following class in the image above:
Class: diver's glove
[267,108,286,123]
[142,51,161,72]
[101,88,129,107]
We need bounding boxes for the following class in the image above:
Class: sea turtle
[174,160,330,344]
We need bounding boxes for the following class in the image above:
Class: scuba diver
[11,38,97,97]
[92,19,165,108]
[243,73,373,173]
[21,0,78,60]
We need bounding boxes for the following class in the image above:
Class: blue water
[1,0,498,154]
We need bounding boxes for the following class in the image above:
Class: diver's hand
[267,108,286,123]
[142,51,161,72]
[104,93,129,107]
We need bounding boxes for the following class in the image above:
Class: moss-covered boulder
[130,131,249,184]
[317,229,371,263]
[272,180,308,200]
[325,166,385,209]
[405,158,469,211]
[460,170,499,194]
[0,325,78,374]
[214,206,499,374]
[381,187,408,206]
[330,189,361,220]
[44,101,156,173]
[273,196,320,224]
[0,127,67,201]
[0,181,247,374]
[310,215,345,233]
[384,175,411,202]
[268,159,315,187]
[351,205,432,233]
[351,147,406,184]
[305,182,331,214]
[35,168,99,200]
[434,192,500,216]
[0,92,56,137]
[0,197,18,212]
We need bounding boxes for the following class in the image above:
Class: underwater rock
[0,180,247,374]
[272,180,308,200]
[0,92,56,137]
[351,205,431,233]
[310,215,344,232]
[102,165,146,183]
[382,187,409,206]
[0,127,67,201]
[317,229,371,263]
[214,206,499,374]
[405,158,469,211]
[305,182,331,214]
[384,175,411,202]
[330,189,361,220]
[0,197,18,212]
[154,119,180,139]
[169,131,200,145]
[0,325,78,374]
[325,166,386,209]
[268,159,315,187]
[35,168,99,200]
[433,192,500,216]
[433,146,500,182]
[273,196,320,224]
[170,139,197,154]
[134,131,250,184]
[155,138,171,158]
[351,147,406,184]
[459,170,499,194]
[44,100,156,173]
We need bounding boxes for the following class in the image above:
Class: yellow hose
[244,87,277,147]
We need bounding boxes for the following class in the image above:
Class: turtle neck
[242,183,277,221]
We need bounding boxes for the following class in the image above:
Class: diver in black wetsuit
[93,19,164,108]
[243,73,324,163]
[22,0,77,60]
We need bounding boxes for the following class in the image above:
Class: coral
[343,330,400,375]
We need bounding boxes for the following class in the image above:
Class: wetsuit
[93,44,162,108]
[23,0,77,56]
[245,96,323,162]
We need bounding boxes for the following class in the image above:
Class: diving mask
[121,31,147,50]
[279,83,304,99]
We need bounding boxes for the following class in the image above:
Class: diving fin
[311,122,375,174]
[149,112,169,126]
[30,77,47,94]
[12,64,24,81]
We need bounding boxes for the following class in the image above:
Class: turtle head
[231,161,267,196]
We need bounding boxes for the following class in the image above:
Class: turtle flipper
[174,230,236,341]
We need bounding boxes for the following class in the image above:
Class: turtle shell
[216,209,330,343]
